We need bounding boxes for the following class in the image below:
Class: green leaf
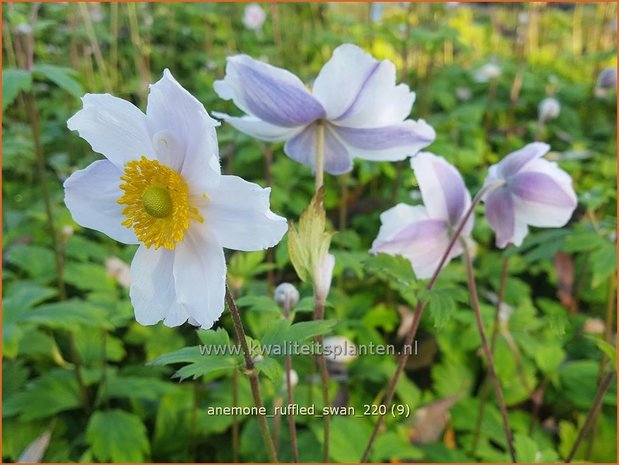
[20,300,113,331]
[419,287,467,329]
[589,337,617,366]
[2,69,32,111]
[4,369,82,420]
[261,319,337,347]
[320,417,372,462]
[32,64,82,99]
[149,331,237,381]
[534,344,565,375]
[235,295,281,313]
[255,356,282,382]
[6,244,56,282]
[371,431,423,462]
[64,262,116,292]
[99,375,178,404]
[514,434,539,462]
[86,410,149,462]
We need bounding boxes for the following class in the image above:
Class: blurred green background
[2,2,617,463]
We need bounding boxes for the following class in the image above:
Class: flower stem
[360,181,502,462]
[566,370,615,463]
[471,255,510,455]
[232,367,240,462]
[225,286,278,462]
[282,298,300,462]
[315,299,331,462]
[462,243,516,462]
[315,121,325,192]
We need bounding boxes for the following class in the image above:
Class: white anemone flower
[371,152,473,279]
[482,143,577,248]
[64,70,287,329]
[213,44,435,175]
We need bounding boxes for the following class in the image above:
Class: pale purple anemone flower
[213,44,435,175]
[371,152,473,279]
[483,142,577,248]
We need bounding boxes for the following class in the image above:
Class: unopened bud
[314,253,335,305]
[538,97,561,123]
[323,336,357,363]
[283,369,299,389]
[274,282,300,310]
[583,317,605,335]
[597,67,617,90]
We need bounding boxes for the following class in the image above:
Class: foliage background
[2,2,617,463]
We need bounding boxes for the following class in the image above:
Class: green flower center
[142,186,173,219]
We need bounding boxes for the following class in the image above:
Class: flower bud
[105,257,131,289]
[323,336,357,363]
[314,253,335,305]
[283,369,299,389]
[583,318,605,335]
[596,67,617,90]
[274,282,300,310]
[474,62,501,82]
[538,97,561,123]
[243,3,266,31]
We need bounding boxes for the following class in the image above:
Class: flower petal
[284,123,353,175]
[129,245,189,327]
[334,120,435,163]
[497,142,550,177]
[67,94,153,169]
[214,55,325,127]
[146,69,221,192]
[207,175,288,251]
[212,113,304,142]
[370,204,456,279]
[511,171,576,207]
[485,187,516,248]
[64,160,138,244]
[313,44,415,127]
[172,227,227,329]
[411,152,470,226]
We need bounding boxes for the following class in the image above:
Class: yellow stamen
[117,157,203,250]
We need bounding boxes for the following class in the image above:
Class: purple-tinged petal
[313,44,415,127]
[284,123,353,175]
[411,152,470,227]
[485,187,515,249]
[211,113,304,142]
[370,204,458,279]
[497,142,550,178]
[214,55,325,127]
[510,171,575,207]
[333,120,435,162]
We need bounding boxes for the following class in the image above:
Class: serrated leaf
[86,410,149,462]
[262,319,337,347]
[149,333,237,381]
[4,369,82,420]
[235,295,281,313]
[2,69,32,111]
[419,287,467,328]
[32,64,82,99]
